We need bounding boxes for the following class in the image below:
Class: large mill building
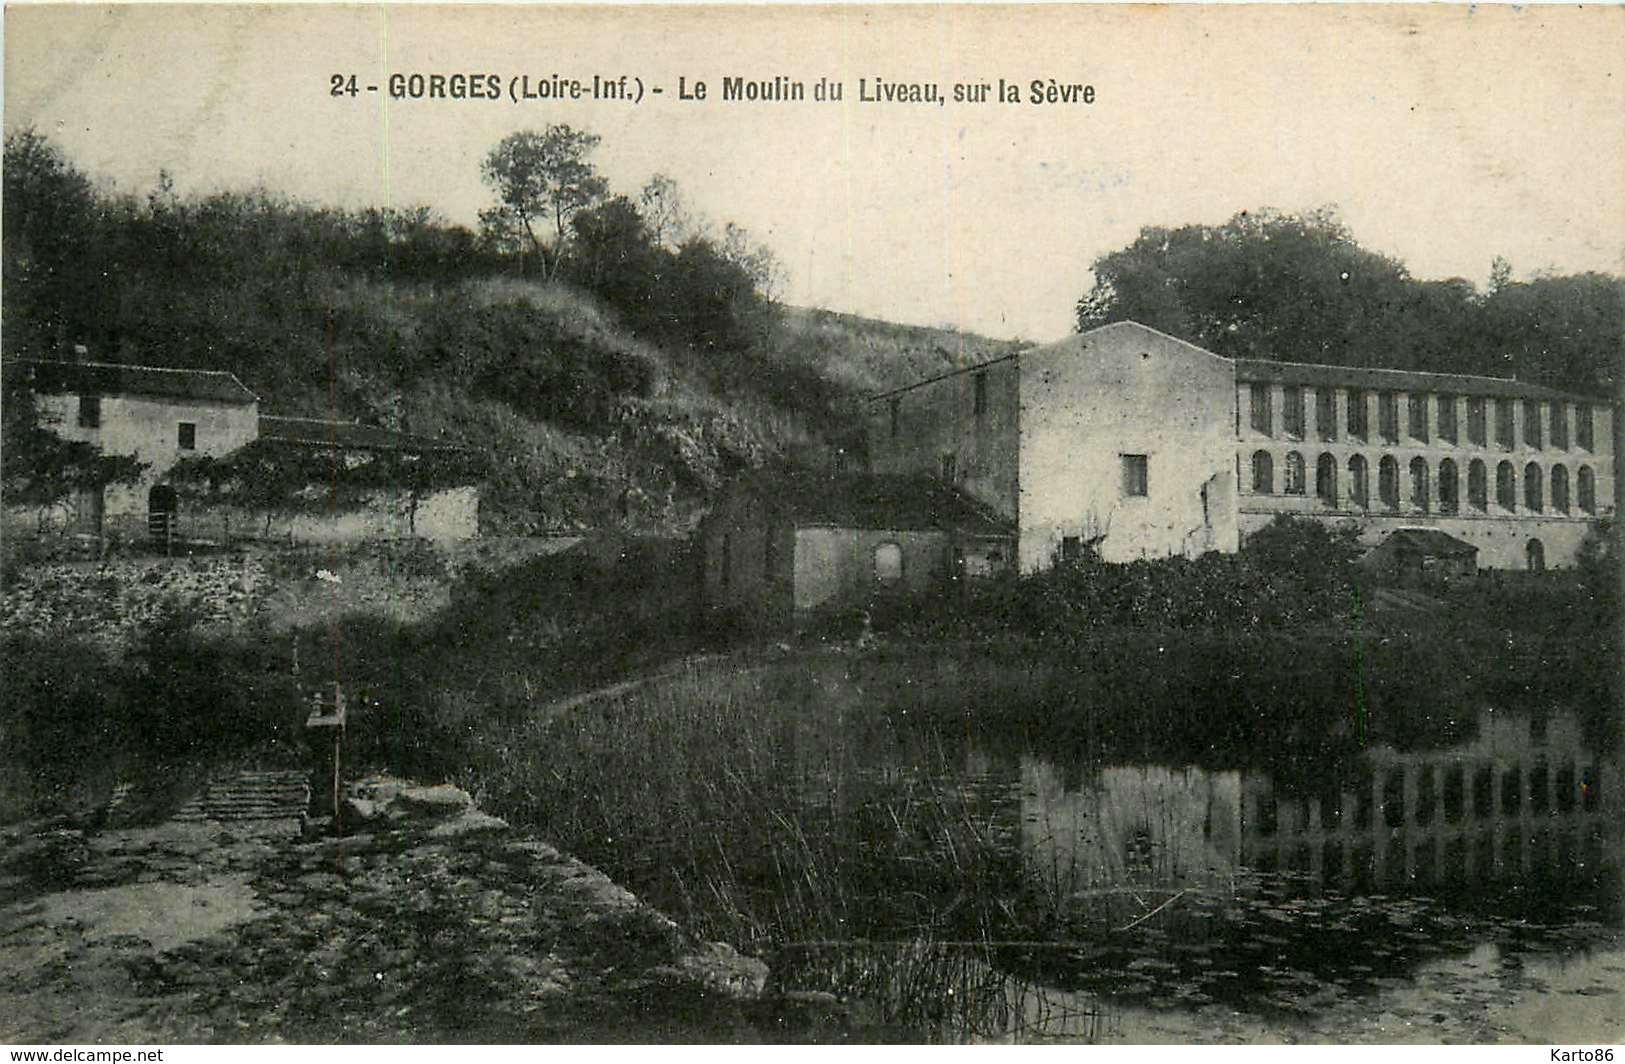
[868,321,1615,572]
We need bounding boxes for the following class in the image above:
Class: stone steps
[110,770,310,823]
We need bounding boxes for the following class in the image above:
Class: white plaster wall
[1017,322,1240,570]
[38,391,258,515]
[277,487,481,545]
[1236,394,1614,570]
[412,486,481,542]
[1237,510,1595,570]
[792,527,949,612]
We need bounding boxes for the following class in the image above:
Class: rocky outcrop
[1,772,783,1043]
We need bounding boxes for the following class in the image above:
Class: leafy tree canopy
[480,126,609,279]
[1076,207,1622,397]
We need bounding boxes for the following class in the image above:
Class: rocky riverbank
[0,775,861,1043]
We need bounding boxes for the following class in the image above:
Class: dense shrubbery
[0,130,831,534]
[0,616,302,822]
[873,516,1363,640]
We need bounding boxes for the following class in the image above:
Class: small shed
[699,472,1016,626]
[1366,528,1479,585]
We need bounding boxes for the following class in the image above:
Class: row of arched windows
[1249,450,1597,514]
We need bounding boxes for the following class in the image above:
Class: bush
[876,528,1361,646]
[0,613,303,823]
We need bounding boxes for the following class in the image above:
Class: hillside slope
[2,132,1027,535]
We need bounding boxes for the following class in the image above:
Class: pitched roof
[1232,358,1608,406]
[865,320,1613,407]
[256,415,468,453]
[1380,528,1480,557]
[739,473,1014,535]
[6,358,259,405]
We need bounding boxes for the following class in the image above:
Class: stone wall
[867,357,1022,520]
[1,556,271,645]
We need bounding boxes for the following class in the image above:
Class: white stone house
[4,357,480,545]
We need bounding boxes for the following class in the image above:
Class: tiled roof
[741,473,1014,536]
[1380,528,1479,557]
[257,416,468,453]
[7,359,259,404]
[1233,358,1608,406]
[866,321,1613,407]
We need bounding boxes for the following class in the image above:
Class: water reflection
[1016,706,1619,913]
[777,703,1622,1042]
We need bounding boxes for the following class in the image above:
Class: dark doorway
[1526,538,1545,573]
[148,484,178,544]
[76,485,105,535]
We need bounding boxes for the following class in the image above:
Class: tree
[568,195,660,306]
[1076,208,1420,367]
[480,126,609,279]
[1072,207,1622,396]
[3,129,105,355]
[1476,271,1623,396]
[719,221,787,304]
[639,173,697,250]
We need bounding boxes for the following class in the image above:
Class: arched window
[1439,458,1459,513]
[1252,450,1274,494]
[1347,454,1369,508]
[1524,462,1543,512]
[1284,451,1306,495]
[874,542,903,585]
[1527,538,1545,573]
[1552,464,1570,513]
[1379,455,1399,510]
[1578,466,1596,514]
[1496,461,1516,511]
[1316,453,1337,504]
[1468,459,1488,511]
[1409,456,1430,511]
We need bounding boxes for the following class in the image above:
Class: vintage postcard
[2,2,1621,1048]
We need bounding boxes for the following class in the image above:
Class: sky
[5,4,1624,343]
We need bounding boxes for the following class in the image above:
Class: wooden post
[331,731,341,828]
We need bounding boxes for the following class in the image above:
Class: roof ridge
[1086,320,1233,366]
[16,357,244,378]
[1233,356,1522,386]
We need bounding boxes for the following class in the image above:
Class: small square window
[177,422,196,450]
[1121,454,1149,497]
[78,395,101,428]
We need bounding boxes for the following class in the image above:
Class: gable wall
[1017,323,1240,569]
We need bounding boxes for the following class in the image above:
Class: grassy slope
[136,270,1026,535]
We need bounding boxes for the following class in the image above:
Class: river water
[757,701,1624,1043]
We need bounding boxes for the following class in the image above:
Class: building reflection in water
[1021,760,1242,898]
[1016,708,1620,902]
[1239,707,1619,895]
